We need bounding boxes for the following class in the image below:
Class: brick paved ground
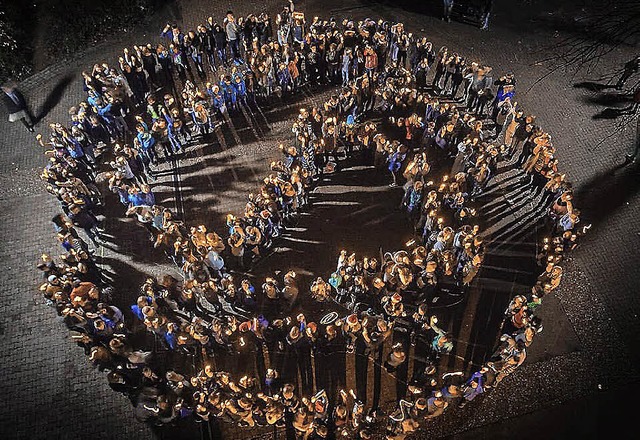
[0,0,638,439]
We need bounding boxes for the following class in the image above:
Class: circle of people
[35,3,582,439]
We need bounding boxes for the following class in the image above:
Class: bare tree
[534,0,639,79]
[528,0,639,154]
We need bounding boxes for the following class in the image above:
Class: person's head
[1,81,17,94]
[94,319,106,331]
[282,383,295,399]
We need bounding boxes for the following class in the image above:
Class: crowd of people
[33,3,586,438]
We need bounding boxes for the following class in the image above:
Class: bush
[0,4,34,83]
[0,0,161,83]
[44,0,156,59]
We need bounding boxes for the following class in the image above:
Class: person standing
[442,0,455,23]
[2,82,35,132]
[616,56,640,90]
[481,0,494,30]
[367,318,390,418]
[354,318,370,405]
[135,120,158,162]
[623,111,640,165]
[225,11,241,63]
[325,323,347,401]
[67,203,103,247]
[212,23,228,68]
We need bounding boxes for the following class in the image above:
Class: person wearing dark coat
[481,0,494,30]
[212,23,228,68]
[2,83,34,131]
[316,322,346,403]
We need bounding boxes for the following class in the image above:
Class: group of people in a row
[33,4,585,439]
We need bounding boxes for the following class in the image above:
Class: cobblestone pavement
[0,1,638,439]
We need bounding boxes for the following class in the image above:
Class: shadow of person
[593,103,639,119]
[573,81,617,92]
[592,108,626,119]
[35,73,75,123]
[574,161,640,228]
[583,92,633,107]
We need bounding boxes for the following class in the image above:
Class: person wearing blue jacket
[220,75,237,111]
[387,143,407,187]
[277,63,292,93]
[162,108,183,153]
[209,84,227,116]
[233,74,248,106]
[135,122,158,176]
[93,97,126,138]
[161,23,185,48]
[458,368,486,408]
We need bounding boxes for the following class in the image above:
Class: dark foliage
[0,1,35,83]
[1,0,165,83]
[43,0,156,59]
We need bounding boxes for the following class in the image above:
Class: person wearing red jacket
[364,45,378,79]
